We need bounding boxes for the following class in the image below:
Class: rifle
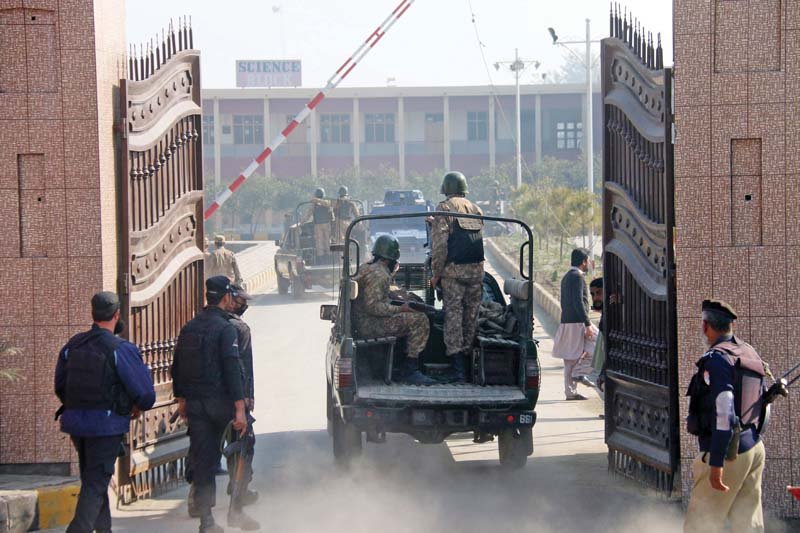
[221,413,256,508]
[758,360,800,434]
[390,300,441,318]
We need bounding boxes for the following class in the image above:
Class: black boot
[400,358,438,386]
[188,484,201,518]
[200,513,224,533]
[450,354,467,383]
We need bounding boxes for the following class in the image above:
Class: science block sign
[236,60,302,88]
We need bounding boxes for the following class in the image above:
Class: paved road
[103,266,684,533]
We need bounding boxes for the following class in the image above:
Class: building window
[320,114,351,143]
[467,111,488,141]
[425,113,443,124]
[556,121,582,150]
[202,115,214,145]
[364,113,395,143]
[233,115,264,145]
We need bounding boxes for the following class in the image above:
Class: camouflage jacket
[353,261,401,318]
[431,196,484,279]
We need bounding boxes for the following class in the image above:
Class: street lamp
[494,49,540,189]
[548,19,600,195]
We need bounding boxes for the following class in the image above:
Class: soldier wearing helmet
[352,235,436,385]
[333,186,361,243]
[430,171,485,382]
[302,187,335,258]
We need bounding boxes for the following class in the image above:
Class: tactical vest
[173,309,231,400]
[63,327,132,416]
[686,339,766,436]
[313,202,334,224]
[336,199,356,221]
[443,198,484,265]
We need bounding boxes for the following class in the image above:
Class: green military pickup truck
[321,212,540,469]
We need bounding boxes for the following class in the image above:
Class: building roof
[202,83,600,100]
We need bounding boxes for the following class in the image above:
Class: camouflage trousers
[356,312,430,358]
[314,223,331,257]
[441,275,483,356]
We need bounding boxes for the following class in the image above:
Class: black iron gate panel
[116,21,204,503]
[601,8,678,494]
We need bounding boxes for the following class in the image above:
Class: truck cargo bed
[355,383,526,405]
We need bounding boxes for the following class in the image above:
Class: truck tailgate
[355,383,526,405]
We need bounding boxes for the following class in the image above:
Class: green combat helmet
[314,187,325,199]
[338,186,348,198]
[441,171,468,196]
[372,234,401,261]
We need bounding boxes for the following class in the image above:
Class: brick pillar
[0,0,126,471]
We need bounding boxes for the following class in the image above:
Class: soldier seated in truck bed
[352,235,437,386]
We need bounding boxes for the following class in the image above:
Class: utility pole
[585,18,593,194]
[495,51,540,189]
[548,20,600,195]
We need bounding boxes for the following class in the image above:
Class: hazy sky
[126,1,673,89]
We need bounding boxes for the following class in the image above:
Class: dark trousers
[186,398,233,518]
[66,435,122,533]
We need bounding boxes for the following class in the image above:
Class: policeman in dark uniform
[226,284,259,513]
[172,276,257,532]
[684,300,767,533]
[55,292,155,533]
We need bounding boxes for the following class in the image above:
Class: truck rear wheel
[277,275,290,295]
[291,274,305,299]
[332,412,362,466]
[498,427,532,470]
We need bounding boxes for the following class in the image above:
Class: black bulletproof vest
[447,220,485,265]
[64,326,131,415]
[313,202,333,224]
[173,309,230,399]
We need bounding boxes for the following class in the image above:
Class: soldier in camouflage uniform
[430,171,485,382]
[302,188,335,258]
[333,186,361,243]
[353,235,437,386]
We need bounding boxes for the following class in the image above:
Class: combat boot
[443,352,469,383]
[199,513,224,533]
[400,358,438,386]
[228,509,260,531]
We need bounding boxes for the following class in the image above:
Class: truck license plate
[518,413,534,425]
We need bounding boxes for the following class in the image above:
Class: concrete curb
[485,239,562,325]
[0,478,79,532]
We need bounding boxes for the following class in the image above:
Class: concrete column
[398,96,406,184]
[310,107,318,178]
[213,97,222,187]
[353,98,360,175]
[534,94,543,165]
[263,96,271,177]
[443,95,451,171]
[488,95,496,175]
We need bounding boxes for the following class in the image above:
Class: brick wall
[0,0,125,471]
[674,0,800,517]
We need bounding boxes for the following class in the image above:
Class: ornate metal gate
[601,9,678,493]
[116,20,204,503]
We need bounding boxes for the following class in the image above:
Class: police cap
[206,276,233,299]
[214,234,225,244]
[702,299,738,321]
[91,291,120,320]
[231,283,253,301]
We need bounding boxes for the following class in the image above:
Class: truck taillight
[335,358,353,389]
[525,359,539,389]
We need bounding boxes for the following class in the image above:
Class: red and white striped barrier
[204,0,416,220]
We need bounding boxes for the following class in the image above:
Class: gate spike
[609,3,614,38]
[161,27,166,64]
[155,34,161,70]
[656,33,663,69]
[189,16,193,49]
[183,16,188,52]
[178,17,183,50]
